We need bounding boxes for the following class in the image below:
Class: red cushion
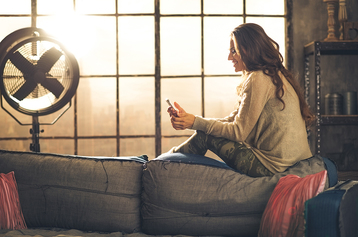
[0,171,27,230]
[258,170,327,237]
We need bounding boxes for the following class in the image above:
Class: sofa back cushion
[0,150,147,233]
[141,153,330,237]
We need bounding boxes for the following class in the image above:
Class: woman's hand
[167,105,178,117]
[169,102,195,130]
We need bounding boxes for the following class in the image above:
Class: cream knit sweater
[191,70,312,173]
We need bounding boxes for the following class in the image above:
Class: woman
[167,23,315,177]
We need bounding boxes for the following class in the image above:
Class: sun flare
[38,11,96,60]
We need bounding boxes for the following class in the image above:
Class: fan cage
[0,36,79,116]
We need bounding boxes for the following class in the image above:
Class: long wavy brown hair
[231,23,314,126]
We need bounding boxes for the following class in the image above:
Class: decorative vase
[323,0,339,41]
[338,0,348,40]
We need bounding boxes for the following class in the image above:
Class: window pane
[161,0,200,14]
[0,140,29,152]
[204,0,243,14]
[204,17,243,75]
[37,0,73,14]
[0,18,31,41]
[0,99,32,137]
[118,16,155,75]
[37,16,117,75]
[120,138,155,160]
[246,17,286,64]
[204,77,242,118]
[246,0,284,15]
[118,0,154,14]
[162,136,191,154]
[0,109,30,138]
[79,16,116,75]
[161,78,201,136]
[76,0,115,14]
[40,139,74,155]
[119,77,155,135]
[78,139,116,156]
[161,17,201,76]
[0,0,31,14]
[78,78,116,136]
[41,105,74,136]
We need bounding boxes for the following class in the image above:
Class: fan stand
[30,116,43,152]
[0,96,71,153]
[0,27,80,153]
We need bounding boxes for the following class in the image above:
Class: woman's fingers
[167,106,178,117]
[170,116,181,130]
[173,102,186,115]
[170,114,194,130]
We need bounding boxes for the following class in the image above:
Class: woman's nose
[228,53,232,60]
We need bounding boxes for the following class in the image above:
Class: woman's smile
[228,39,245,72]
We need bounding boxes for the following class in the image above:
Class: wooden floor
[338,171,358,181]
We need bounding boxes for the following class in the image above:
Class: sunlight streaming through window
[118,0,154,13]
[246,0,284,15]
[0,0,30,14]
[118,17,155,74]
[36,15,92,57]
[204,17,244,75]
[0,0,286,157]
[161,17,201,76]
[204,0,243,14]
[76,0,116,14]
[119,77,155,136]
[160,0,201,14]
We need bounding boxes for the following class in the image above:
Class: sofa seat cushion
[0,149,147,233]
[141,153,330,237]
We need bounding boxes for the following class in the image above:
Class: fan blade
[12,79,37,101]
[37,47,63,73]
[41,77,64,98]
[9,51,36,76]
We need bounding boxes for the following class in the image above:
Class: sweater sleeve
[192,71,275,143]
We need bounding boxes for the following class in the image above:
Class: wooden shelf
[321,115,358,125]
[338,171,358,181]
[304,41,358,56]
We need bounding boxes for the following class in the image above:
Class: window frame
[0,0,291,158]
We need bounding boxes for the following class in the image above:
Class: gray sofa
[0,149,335,237]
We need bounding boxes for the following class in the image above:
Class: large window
[0,0,286,160]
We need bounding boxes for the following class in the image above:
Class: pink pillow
[0,171,27,230]
[258,170,327,237]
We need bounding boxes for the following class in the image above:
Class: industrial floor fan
[0,28,79,152]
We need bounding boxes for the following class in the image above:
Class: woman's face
[228,38,245,72]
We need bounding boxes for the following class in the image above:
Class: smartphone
[165,98,174,109]
[165,98,178,116]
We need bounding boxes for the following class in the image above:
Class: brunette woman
[166,23,315,177]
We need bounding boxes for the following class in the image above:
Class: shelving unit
[304,41,358,180]
[321,115,358,125]
[304,41,358,153]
